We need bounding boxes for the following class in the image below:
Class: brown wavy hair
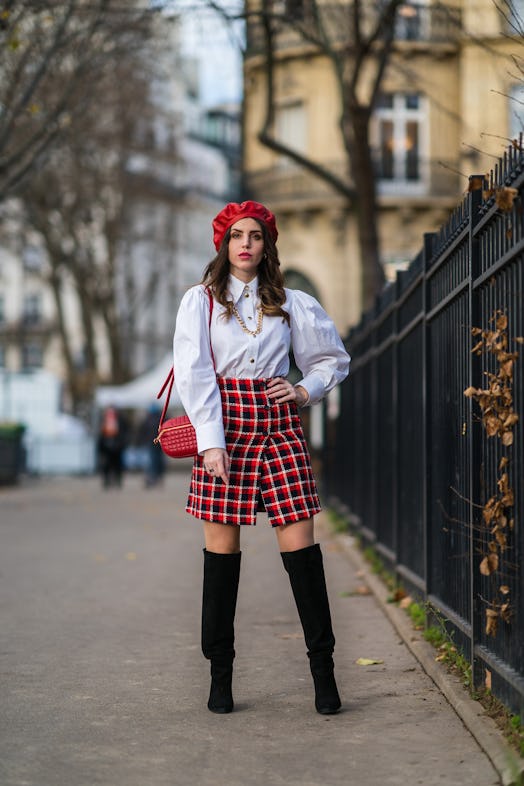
[200,220,290,325]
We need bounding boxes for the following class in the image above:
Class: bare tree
[160,0,401,306]
[245,0,410,309]
[0,0,155,201]
[10,3,166,410]
[158,0,405,307]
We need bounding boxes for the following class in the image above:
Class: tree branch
[257,0,355,200]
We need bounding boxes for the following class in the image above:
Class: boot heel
[312,671,341,714]
[208,659,234,713]
[208,679,234,713]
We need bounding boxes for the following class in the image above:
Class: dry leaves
[390,587,407,603]
[480,185,519,212]
[353,584,371,596]
[479,553,499,576]
[495,186,519,211]
[356,657,384,666]
[464,311,520,636]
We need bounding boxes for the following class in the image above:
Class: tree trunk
[76,277,98,377]
[47,268,79,408]
[100,300,128,384]
[344,105,385,311]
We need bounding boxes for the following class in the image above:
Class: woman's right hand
[202,447,230,484]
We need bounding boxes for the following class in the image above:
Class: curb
[333,530,524,786]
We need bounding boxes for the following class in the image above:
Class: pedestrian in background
[97,406,127,489]
[137,403,166,488]
[173,201,350,715]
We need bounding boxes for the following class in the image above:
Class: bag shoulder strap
[157,287,214,428]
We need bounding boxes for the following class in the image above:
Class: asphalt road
[0,471,502,786]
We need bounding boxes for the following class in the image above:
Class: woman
[173,200,350,715]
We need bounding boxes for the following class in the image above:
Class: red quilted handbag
[157,417,197,458]
[154,367,198,458]
[154,288,214,459]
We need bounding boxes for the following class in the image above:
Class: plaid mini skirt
[186,377,321,526]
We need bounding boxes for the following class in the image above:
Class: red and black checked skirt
[186,378,321,526]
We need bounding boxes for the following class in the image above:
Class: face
[227,217,265,282]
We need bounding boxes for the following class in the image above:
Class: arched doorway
[284,269,321,302]
[283,269,324,469]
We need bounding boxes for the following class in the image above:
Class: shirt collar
[228,274,259,305]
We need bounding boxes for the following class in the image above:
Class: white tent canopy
[95,355,181,410]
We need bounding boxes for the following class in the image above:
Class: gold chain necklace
[231,304,264,337]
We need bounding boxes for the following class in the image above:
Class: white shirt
[173,274,351,453]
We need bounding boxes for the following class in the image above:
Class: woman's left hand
[266,377,309,407]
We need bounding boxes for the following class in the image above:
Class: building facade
[0,16,240,404]
[243,0,524,332]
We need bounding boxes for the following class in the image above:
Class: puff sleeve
[172,286,226,453]
[288,290,350,405]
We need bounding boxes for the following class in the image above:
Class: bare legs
[204,520,240,554]
[203,517,314,554]
[274,517,314,552]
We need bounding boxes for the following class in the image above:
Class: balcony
[246,160,350,206]
[245,157,463,207]
[246,2,462,58]
[0,317,55,339]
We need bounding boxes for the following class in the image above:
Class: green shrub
[0,422,25,439]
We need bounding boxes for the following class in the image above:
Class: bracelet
[294,385,310,407]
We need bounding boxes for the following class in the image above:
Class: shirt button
[249,358,255,363]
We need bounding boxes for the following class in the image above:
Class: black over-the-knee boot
[281,543,341,714]
[201,549,241,714]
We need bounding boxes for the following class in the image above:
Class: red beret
[212,200,278,251]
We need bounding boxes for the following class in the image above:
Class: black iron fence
[324,145,524,716]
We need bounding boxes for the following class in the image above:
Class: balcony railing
[246,2,462,57]
[246,160,351,203]
[245,158,463,204]
[0,317,55,337]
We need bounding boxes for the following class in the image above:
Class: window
[21,342,43,370]
[272,0,302,17]
[373,92,428,191]
[379,0,429,40]
[23,294,41,326]
[286,0,305,20]
[508,0,524,33]
[509,83,524,139]
[395,2,429,41]
[22,245,44,271]
[276,101,307,164]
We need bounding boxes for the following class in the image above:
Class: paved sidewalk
[0,472,517,785]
